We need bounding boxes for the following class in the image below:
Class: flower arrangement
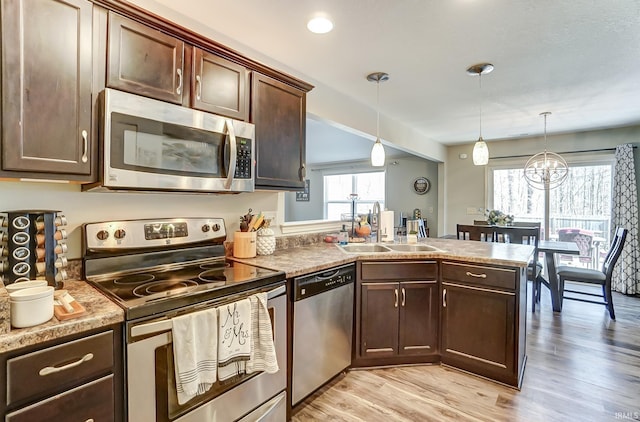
[485,209,514,226]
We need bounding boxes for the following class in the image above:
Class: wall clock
[412,177,430,195]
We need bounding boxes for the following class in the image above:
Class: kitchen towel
[171,307,218,405]
[246,292,279,374]
[217,298,252,381]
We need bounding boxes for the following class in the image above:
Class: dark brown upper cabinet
[191,49,249,120]
[1,0,93,179]
[107,12,184,104]
[251,73,306,190]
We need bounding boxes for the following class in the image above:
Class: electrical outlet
[466,207,476,215]
[262,211,277,222]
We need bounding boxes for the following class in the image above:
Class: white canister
[256,227,276,255]
[9,286,54,328]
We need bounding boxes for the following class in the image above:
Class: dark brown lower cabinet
[440,261,527,388]
[354,261,439,367]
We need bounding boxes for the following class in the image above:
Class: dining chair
[557,228,595,268]
[493,225,542,312]
[557,227,628,319]
[456,224,495,242]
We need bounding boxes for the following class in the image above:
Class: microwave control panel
[235,138,252,179]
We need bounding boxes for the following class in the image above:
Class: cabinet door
[359,282,399,358]
[399,281,439,356]
[1,0,92,177]
[6,375,114,422]
[107,12,184,104]
[441,282,516,383]
[251,73,306,190]
[192,49,249,120]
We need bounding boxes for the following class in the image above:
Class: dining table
[537,240,581,312]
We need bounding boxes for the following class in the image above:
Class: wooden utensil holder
[233,231,257,258]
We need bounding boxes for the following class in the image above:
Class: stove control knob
[96,230,109,241]
[114,229,126,240]
[201,224,210,233]
[212,224,220,232]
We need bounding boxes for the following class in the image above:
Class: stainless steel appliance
[83,217,286,421]
[84,88,255,193]
[292,263,354,406]
[0,210,69,287]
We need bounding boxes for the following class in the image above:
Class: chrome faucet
[372,201,381,242]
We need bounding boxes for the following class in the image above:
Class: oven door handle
[224,119,237,190]
[130,284,286,339]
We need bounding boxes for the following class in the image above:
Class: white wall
[0,181,279,259]
[444,125,640,236]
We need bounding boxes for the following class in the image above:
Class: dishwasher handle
[293,264,355,301]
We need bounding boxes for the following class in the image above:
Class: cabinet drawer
[6,375,114,422]
[360,261,437,281]
[442,262,516,290]
[6,331,114,406]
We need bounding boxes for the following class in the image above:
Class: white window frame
[323,170,385,220]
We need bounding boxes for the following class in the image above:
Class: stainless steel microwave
[84,88,255,193]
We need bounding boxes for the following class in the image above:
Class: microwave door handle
[224,119,237,190]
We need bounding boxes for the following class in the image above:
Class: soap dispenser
[338,225,349,245]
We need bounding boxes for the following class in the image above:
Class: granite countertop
[0,279,124,354]
[234,238,534,278]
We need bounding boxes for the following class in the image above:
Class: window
[489,154,614,243]
[324,172,385,220]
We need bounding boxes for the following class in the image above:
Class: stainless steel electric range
[83,217,287,422]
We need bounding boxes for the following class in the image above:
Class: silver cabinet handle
[224,119,237,190]
[39,353,94,376]
[81,130,88,163]
[442,288,447,307]
[466,271,487,278]
[401,287,406,307]
[394,288,398,308]
[176,68,183,95]
[300,163,306,180]
[195,74,202,100]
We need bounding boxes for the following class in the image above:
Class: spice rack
[0,210,68,288]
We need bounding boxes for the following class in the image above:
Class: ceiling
[143,0,640,158]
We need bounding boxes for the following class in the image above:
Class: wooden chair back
[602,227,628,278]
[456,224,495,242]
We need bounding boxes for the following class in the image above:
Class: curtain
[611,144,640,294]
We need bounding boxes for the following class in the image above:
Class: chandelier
[523,112,569,189]
[466,63,493,166]
[367,72,389,167]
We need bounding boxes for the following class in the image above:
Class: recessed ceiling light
[307,16,333,34]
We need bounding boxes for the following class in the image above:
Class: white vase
[256,228,276,255]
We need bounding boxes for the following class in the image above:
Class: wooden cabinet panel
[6,331,114,407]
[1,0,92,177]
[251,73,306,190]
[356,261,439,365]
[441,282,516,375]
[399,281,439,356]
[361,261,438,281]
[442,261,516,290]
[107,12,184,104]
[192,49,249,120]
[360,282,399,358]
[6,375,114,422]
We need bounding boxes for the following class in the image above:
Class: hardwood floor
[292,286,640,421]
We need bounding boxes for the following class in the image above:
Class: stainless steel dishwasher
[292,263,355,406]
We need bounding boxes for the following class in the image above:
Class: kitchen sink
[338,244,391,253]
[337,243,444,254]
[384,244,442,252]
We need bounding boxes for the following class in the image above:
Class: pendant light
[367,72,389,167]
[466,63,494,166]
[523,112,569,190]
